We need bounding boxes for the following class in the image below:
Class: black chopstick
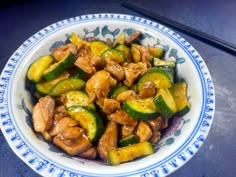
[122,2,236,55]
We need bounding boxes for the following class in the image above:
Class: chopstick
[122,2,236,55]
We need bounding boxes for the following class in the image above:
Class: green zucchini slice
[152,57,176,68]
[119,134,139,147]
[131,45,141,63]
[108,141,154,165]
[147,47,164,58]
[73,68,91,81]
[122,97,158,120]
[35,72,69,96]
[115,44,132,62]
[137,68,173,92]
[43,52,76,81]
[67,106,104,142]
[27,55,54,82]
[101,48,126,64]
[49,78,85,97]
[90,40,110,56]
[36,82,54,97]
[154,88,177,119]
[170,82,191,116]
[109,85,128,99]
[62,90,95,110]
[113,33,126,46]
[68,32,88,46]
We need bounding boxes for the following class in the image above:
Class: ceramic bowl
[0,13,215,177]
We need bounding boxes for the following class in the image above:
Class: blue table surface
[0,0,236,176]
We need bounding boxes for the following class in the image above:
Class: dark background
[1,0,236,177]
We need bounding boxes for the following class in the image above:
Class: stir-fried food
[26,30,191,165]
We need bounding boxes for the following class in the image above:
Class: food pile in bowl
[26,30,191,165]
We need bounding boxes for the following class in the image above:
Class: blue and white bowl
[0,13,215,177]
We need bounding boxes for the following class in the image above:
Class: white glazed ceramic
[0,14,215,177]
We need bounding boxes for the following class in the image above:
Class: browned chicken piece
[97,121,118,161]
[102,98,121,114]
[53,132,92,156]
[147,116,163,143]
[161,118,169,129]
[55,71,71,81]
[53,105,69,122]
[32,95,55,133]
[149,131,161,144]
[147,116,163,131]
[74,45,94,73]
[85,70,111,103]
[76,42,87,52]
[120,124,137,137]
[60,127,84,140]
[90,56,102,67]
[125,30,142,45]
[59,94,67,107]
[136,45,153,63]
[141,51,152,63]
[49,117,79,136]
[115,90,137,102]
[74,56,96,74]
[95,98,105,110]
[52,43,77,61]
[138,81,156,98]
[123,62,148,87]
[108,109,138,126]
[78,146,97,159]
[77,45,91,57]
[105,59,125,81]
[135,121,152,142]
[123,63,141,87]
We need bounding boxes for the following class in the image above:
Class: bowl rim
[0,13,215,177]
